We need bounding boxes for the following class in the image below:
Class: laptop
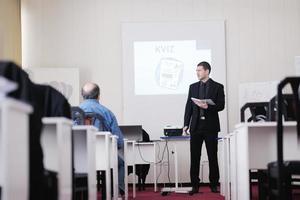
[119,125,143,142]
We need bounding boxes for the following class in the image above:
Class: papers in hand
[191,97,216,106]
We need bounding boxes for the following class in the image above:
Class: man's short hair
[81,83,100,100]
[197,61,211,74]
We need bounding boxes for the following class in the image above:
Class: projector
[164,126,183,137]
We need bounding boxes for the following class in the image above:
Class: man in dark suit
[183,61,225,194]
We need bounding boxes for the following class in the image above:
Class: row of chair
[241,77,300,199]
[0,79,119,200]
[0,62,152,200]
[43,120,120,200]
[241,95,296,123]
[71,106,152,197]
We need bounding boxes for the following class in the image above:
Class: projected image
[134,40,211,95]
[156,57,184,90]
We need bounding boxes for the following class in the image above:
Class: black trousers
[190,132,219,187]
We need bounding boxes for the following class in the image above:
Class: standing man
[183,61,225,194]
[79,82,125,195]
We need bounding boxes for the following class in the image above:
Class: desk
[0,98,32,200]
[95,132,112,200]
[124,140,136,200]
[124,140,157,200]
[219,135,230,200]
[41,117,73,200]
[134,142,157,197]
[110,135,119,200]
[95,132,119,200]
[72,126,97,200]
[157,136,214,184]
[160,136,192,193]
[229,122,300,200]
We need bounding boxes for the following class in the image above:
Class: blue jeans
[118,156,125,192]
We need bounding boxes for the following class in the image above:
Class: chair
[267,77,300,200]
[71,107,85,125]
[83,112,110,132]
[268,94,296,122]
[240,102,270,122]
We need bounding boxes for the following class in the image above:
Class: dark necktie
[203,82,207,99]
[200,82,207,119]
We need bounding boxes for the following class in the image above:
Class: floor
[97,185,300,200]
[98,186,224,200]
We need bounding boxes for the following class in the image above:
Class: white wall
[21,0,300,134]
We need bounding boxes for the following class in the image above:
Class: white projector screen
[122,21,227,139]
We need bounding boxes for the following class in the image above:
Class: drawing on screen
[133,40,211,95]
[155,57,184,90]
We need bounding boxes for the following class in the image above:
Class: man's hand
[183,126,189,135]
[199,102,208,109]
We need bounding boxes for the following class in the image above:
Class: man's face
[196,65,209,81]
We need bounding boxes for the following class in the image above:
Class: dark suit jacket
[184,78,225,133]
[32,84,71,118]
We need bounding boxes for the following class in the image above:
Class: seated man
[79,82,125,195]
